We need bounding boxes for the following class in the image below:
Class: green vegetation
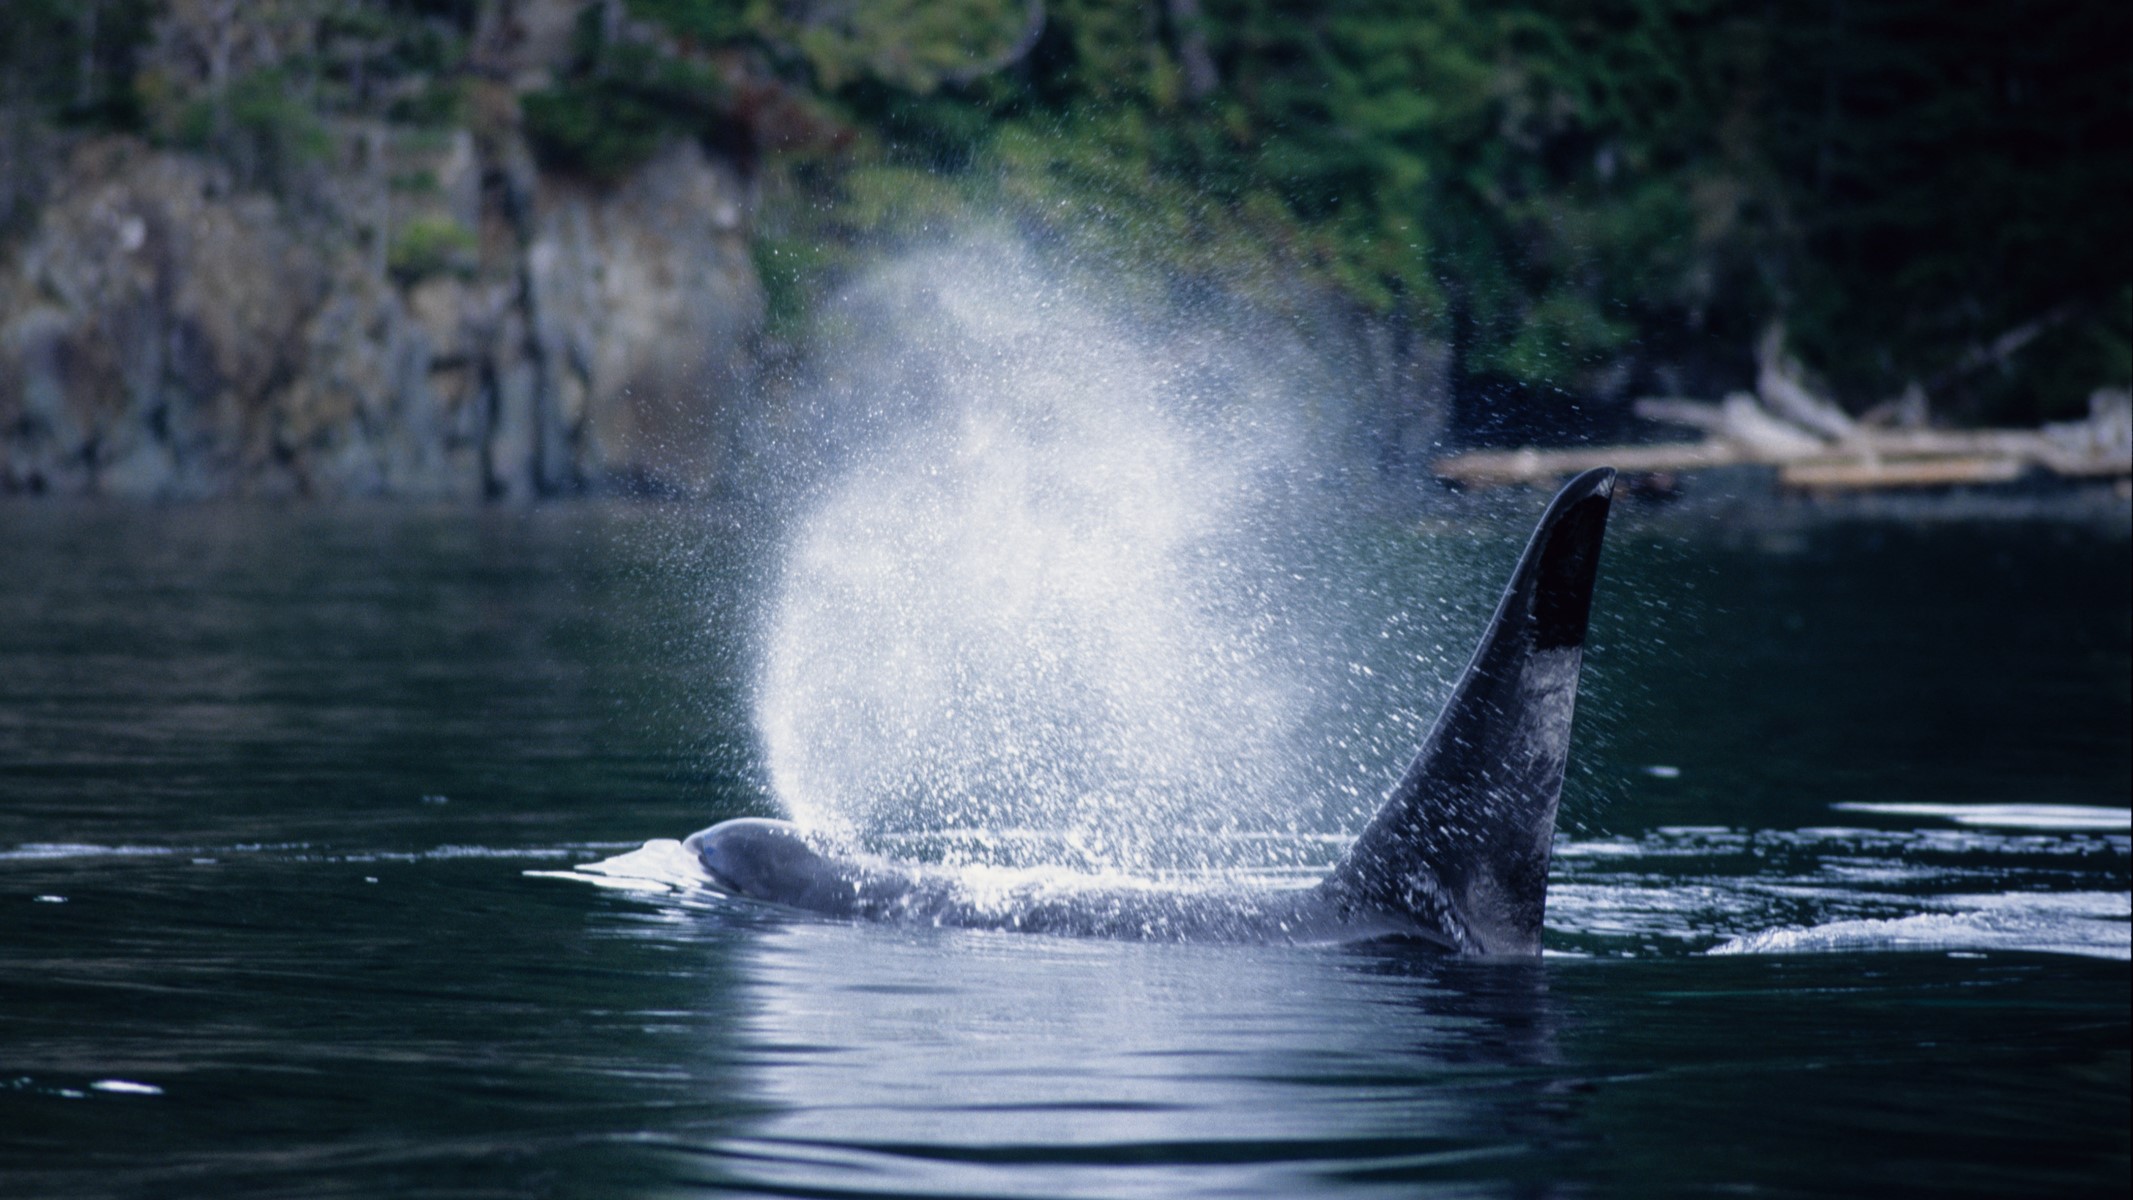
[3,0,2126,425]
[0,0,155,233]
[521,7,736,182]
[386,78,467,128]
[0,0,155,131]
[386,214,478,283]
[522,77,677,182]
[167,68,335,193]
[646,0,2128,423]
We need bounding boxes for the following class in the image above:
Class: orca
[684,467,1616,953]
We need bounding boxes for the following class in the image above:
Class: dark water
[2,499,2126,1198]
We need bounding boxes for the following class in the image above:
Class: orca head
[684,818,836,902]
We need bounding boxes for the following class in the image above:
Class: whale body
[685,467,1616,954]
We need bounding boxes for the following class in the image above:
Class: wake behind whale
[604,468,1615,954]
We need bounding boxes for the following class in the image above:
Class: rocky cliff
[0,5,764,499]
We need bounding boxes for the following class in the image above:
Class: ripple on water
[1709,905,2131,960]
[1548,819,2131,960]
[1830,801,2132,830]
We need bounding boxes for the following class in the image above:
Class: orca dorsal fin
[1330,467,1615,954]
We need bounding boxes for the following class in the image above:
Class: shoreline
[5,464,2130,538]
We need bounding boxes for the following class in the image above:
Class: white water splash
[1708,895,2132,961]
[530,838,712,894]
[1547,822,2132,960]
[1830,802,2131,831]
[753,241,1452,872]
[88,1080,163,1096]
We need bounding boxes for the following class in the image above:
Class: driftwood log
[1435,330,2132,493]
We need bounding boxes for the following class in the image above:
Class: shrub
[387,216,478,284]
[520,79,674,183]
[168,68,332,194]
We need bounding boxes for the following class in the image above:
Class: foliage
[168,68,334,193]
[522,78,677,183]
[1755,0,2133,421]
[386,214,478,283]
[0,0,157,131]
[387,79,466,128]
[752,233,842,338]
[522,10,735,182]
[6,0,2125,424]
[686,0,2127,421]
[624,0,756,44]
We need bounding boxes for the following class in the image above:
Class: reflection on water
[688,928,1566,1199]
[1,502,2127,1197]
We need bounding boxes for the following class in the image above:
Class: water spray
[752,239,1484,875]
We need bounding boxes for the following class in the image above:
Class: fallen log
[1437,386,2131,493]
[1778,456,2027,490]
[1434,442,1744,489]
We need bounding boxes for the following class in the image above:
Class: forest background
[1,0,2126,498]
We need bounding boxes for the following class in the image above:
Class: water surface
[2,500,2126,1197]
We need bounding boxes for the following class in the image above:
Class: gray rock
[1,126,766,499]
[526,138,764,496]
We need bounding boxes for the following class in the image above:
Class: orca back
[1331,468,1615,954]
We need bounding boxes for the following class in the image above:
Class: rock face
[523,141,761,498]
[0,131,763,498]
